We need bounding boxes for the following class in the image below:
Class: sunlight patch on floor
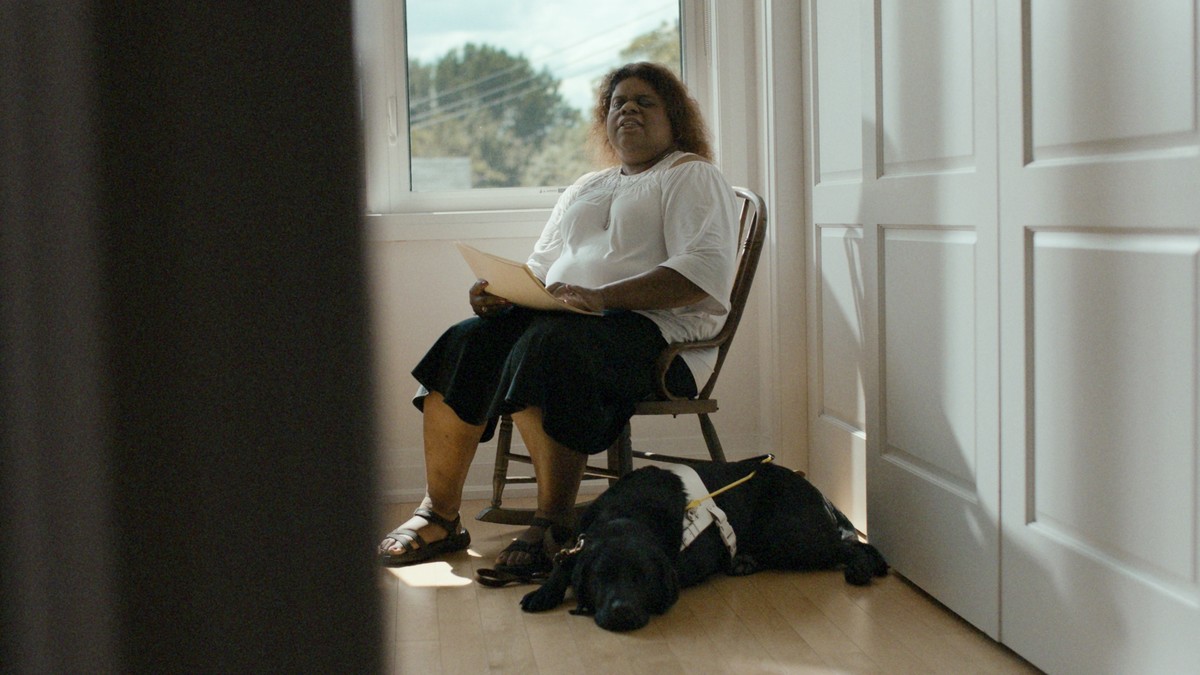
[386,560,475,588]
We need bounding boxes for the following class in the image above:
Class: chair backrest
[703,186,767,396]
[654,186,767,400]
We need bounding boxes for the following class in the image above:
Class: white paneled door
[997,0,1200,672]
[806,0,1199,669]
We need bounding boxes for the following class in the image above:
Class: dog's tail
[841,542,889,585]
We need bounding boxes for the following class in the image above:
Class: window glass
[405,0,681,192]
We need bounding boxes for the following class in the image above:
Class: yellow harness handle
[684,454,774,511]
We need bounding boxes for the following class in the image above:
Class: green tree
[520,121,595,187]
[408,44,581,189]
[619,20,681,75]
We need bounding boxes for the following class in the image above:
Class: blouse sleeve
[658,160,740,315]
[525,173,591,282]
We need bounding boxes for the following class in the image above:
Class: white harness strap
[667,464,738,558]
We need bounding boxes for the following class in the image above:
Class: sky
[405,0,679,111]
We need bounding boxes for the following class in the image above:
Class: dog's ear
[569,549,596,616]
[649,557,679,614]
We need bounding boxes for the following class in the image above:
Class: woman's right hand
[469,279,512,318]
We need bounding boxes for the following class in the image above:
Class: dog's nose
[595,600,648,632]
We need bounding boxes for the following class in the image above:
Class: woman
[379,62,740,576]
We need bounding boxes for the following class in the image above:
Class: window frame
[354,0,740,233]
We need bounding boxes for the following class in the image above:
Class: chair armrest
[652,339,723,401]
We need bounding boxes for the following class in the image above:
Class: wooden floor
[379,498,1041,674]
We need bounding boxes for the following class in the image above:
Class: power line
[408,3,673,108]
[407,2,676,119]
[410,29,676,129]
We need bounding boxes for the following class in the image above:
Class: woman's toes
[379,535,409,554]
[496,525,549,566]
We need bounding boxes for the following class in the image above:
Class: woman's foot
[494,517,573,570]
[379,511,446,554]
[379,507,471,567]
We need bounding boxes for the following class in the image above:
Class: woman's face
[605,77,675,174]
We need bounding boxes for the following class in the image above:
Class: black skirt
[412,308,697,455]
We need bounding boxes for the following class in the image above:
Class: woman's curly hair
[588,62,713,166]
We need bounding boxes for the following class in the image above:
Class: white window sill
[364,209,550,242]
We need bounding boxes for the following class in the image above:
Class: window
[355,0,706,215]
[406,1,680,193]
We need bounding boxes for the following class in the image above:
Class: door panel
[879,0,976,174]
[1032,232,1198,584]
[812,0,864,184]
[868,0,1001,638]
[812,224,867,522]
[1029,0,1195,157]
[998,0,1200,671]
[808,0,869,527]
[818,225,867,432]
[872,222,1000,635]
[882,228,978,492]
[807,0,1001,637]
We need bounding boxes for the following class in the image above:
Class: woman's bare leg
[380,391,485,555]
[497,406,588,567]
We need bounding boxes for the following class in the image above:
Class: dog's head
[566,518,680,632]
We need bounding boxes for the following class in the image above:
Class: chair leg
[698,413,726,462]
[489,415,514,509]
[605,423,634,485]
[481,413,604,526]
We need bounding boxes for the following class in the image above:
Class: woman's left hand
[470,279,513,318]
[547,282,606,313]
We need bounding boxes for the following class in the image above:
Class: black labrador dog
[520,456,887,632]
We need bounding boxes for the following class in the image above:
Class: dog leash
[683,453,774,510]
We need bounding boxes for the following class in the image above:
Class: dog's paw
[520,586,564,613]
[842,542,889,585]
[729,553,760,576]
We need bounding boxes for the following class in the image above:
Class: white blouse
[526,151,739,386]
